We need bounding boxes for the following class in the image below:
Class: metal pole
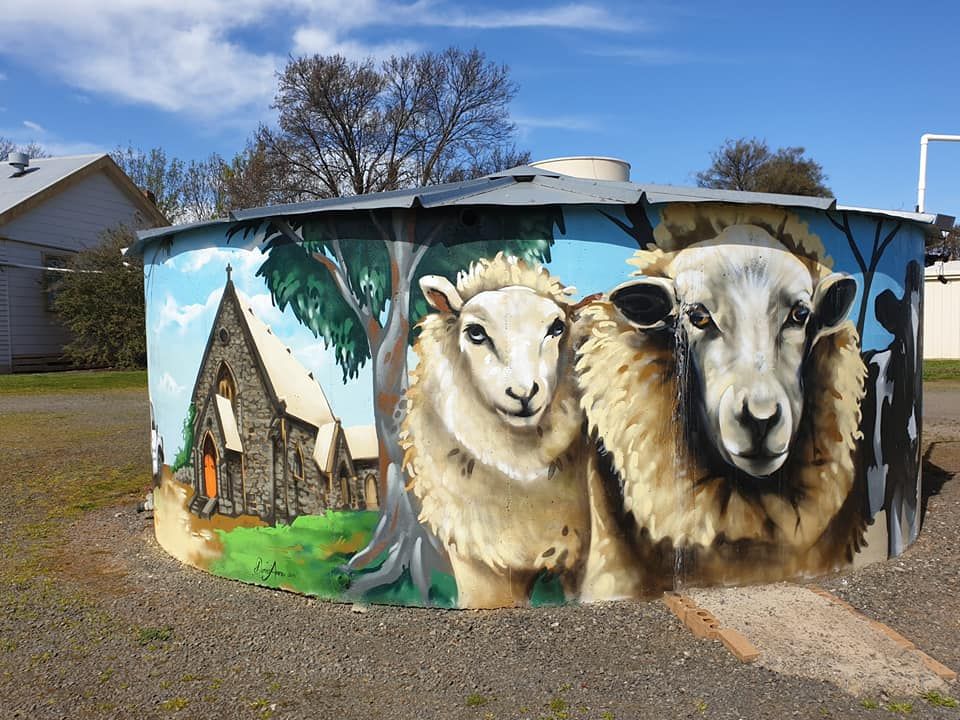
[917,133,960,213]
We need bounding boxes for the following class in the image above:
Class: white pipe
[917,133,960,213]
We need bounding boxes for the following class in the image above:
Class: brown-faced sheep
[576,207,867,600]
[402,253,589,608]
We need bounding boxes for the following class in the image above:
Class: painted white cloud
[157,371,185,396]
[177,247,264,275]
[242,291,285,327]
[155,289,221,333]
[0,1,629,119]
[22,120,44,133]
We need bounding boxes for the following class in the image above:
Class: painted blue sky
[1,1,958,216]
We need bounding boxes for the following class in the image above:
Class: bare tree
[1,136,50,160]
[220,138,297,211]
[696,137,831,196]
[253,47,523,201]
[111,145,226,222]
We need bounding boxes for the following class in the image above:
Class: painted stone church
[184,265,379,524]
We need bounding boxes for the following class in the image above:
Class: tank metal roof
[131,165,952,254]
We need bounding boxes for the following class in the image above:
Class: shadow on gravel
[920,443,955,526]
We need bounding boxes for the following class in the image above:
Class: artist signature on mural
[254,557,294,582]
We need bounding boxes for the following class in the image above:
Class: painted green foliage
[210,510,565,607]
[171,402,196,472]
[243,207,562,381]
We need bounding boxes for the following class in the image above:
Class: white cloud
[585,46,699,64]
[177,247,263,275]
[155,289,221,333]
[413,4,630,31]
[291,27,420,60]
[0,1,631,120]
[1,2,284,119]
[513,113,600,132]
[22,120,45,133]
[0,124,103,157]
[158,371,186,396]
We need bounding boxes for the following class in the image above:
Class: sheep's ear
[609,277,677,330]
[419,275,463,315]
[811,272,857,343]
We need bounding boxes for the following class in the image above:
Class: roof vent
[7,151,29,173]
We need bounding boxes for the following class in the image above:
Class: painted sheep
[576,210,867,600]
[402,253,589,608]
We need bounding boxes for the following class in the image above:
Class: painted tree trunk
[346,216,449,601]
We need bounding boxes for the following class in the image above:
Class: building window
[216,362,237,403]
[292,444,304,481]
[218,327,230,345]
[43,254,71,312]
[339,462,352,507]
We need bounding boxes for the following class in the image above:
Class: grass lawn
[924,360,960,382]
[0,369,147,394]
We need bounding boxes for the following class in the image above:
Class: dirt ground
[0,385,958,719]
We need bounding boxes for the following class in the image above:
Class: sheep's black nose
[506,383,539,404]
[740,400,782,445]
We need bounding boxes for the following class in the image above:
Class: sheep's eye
[687,304,715,330]
[546,318,565,338]
[464,323,488,345]
[787,302,811,326]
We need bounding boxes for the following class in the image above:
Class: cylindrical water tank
[531,156,631,182]
[130,168,934,609]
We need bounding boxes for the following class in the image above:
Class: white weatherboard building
[924,260,960,359]
[0,154,167,372]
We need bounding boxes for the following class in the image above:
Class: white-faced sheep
[402,253,589,608]
[576,211,867,600]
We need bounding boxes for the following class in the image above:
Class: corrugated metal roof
[836,205,954,232]
[131,165,948,252]
[0,154,105,218]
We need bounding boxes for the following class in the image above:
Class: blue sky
[1,1,958,215]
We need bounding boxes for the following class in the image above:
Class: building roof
[1,153,168,227]
[215,395,244,452]
[343,425,379,462]
[233,288,336,430]
[313,421,339,473]
[131,165,952,253]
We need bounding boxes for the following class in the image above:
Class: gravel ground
[1,385,958,719]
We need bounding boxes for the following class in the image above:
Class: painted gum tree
[228,205,561,600]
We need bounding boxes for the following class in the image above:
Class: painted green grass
[211,510,566,607]
[923,359,960,382]
[211,511,379,599]
[0,369,147,394]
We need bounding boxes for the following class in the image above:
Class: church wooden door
[202,435,218,498]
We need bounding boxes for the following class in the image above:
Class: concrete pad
[687,582,954,696]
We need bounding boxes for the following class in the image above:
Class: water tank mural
[134,174,933,609]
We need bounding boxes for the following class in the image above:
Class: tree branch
[874,221,903,266]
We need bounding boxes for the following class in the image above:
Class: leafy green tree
[696,137,831,196]
[53,225,146,369]
[172,403,197,472]
[230,205,562,599]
